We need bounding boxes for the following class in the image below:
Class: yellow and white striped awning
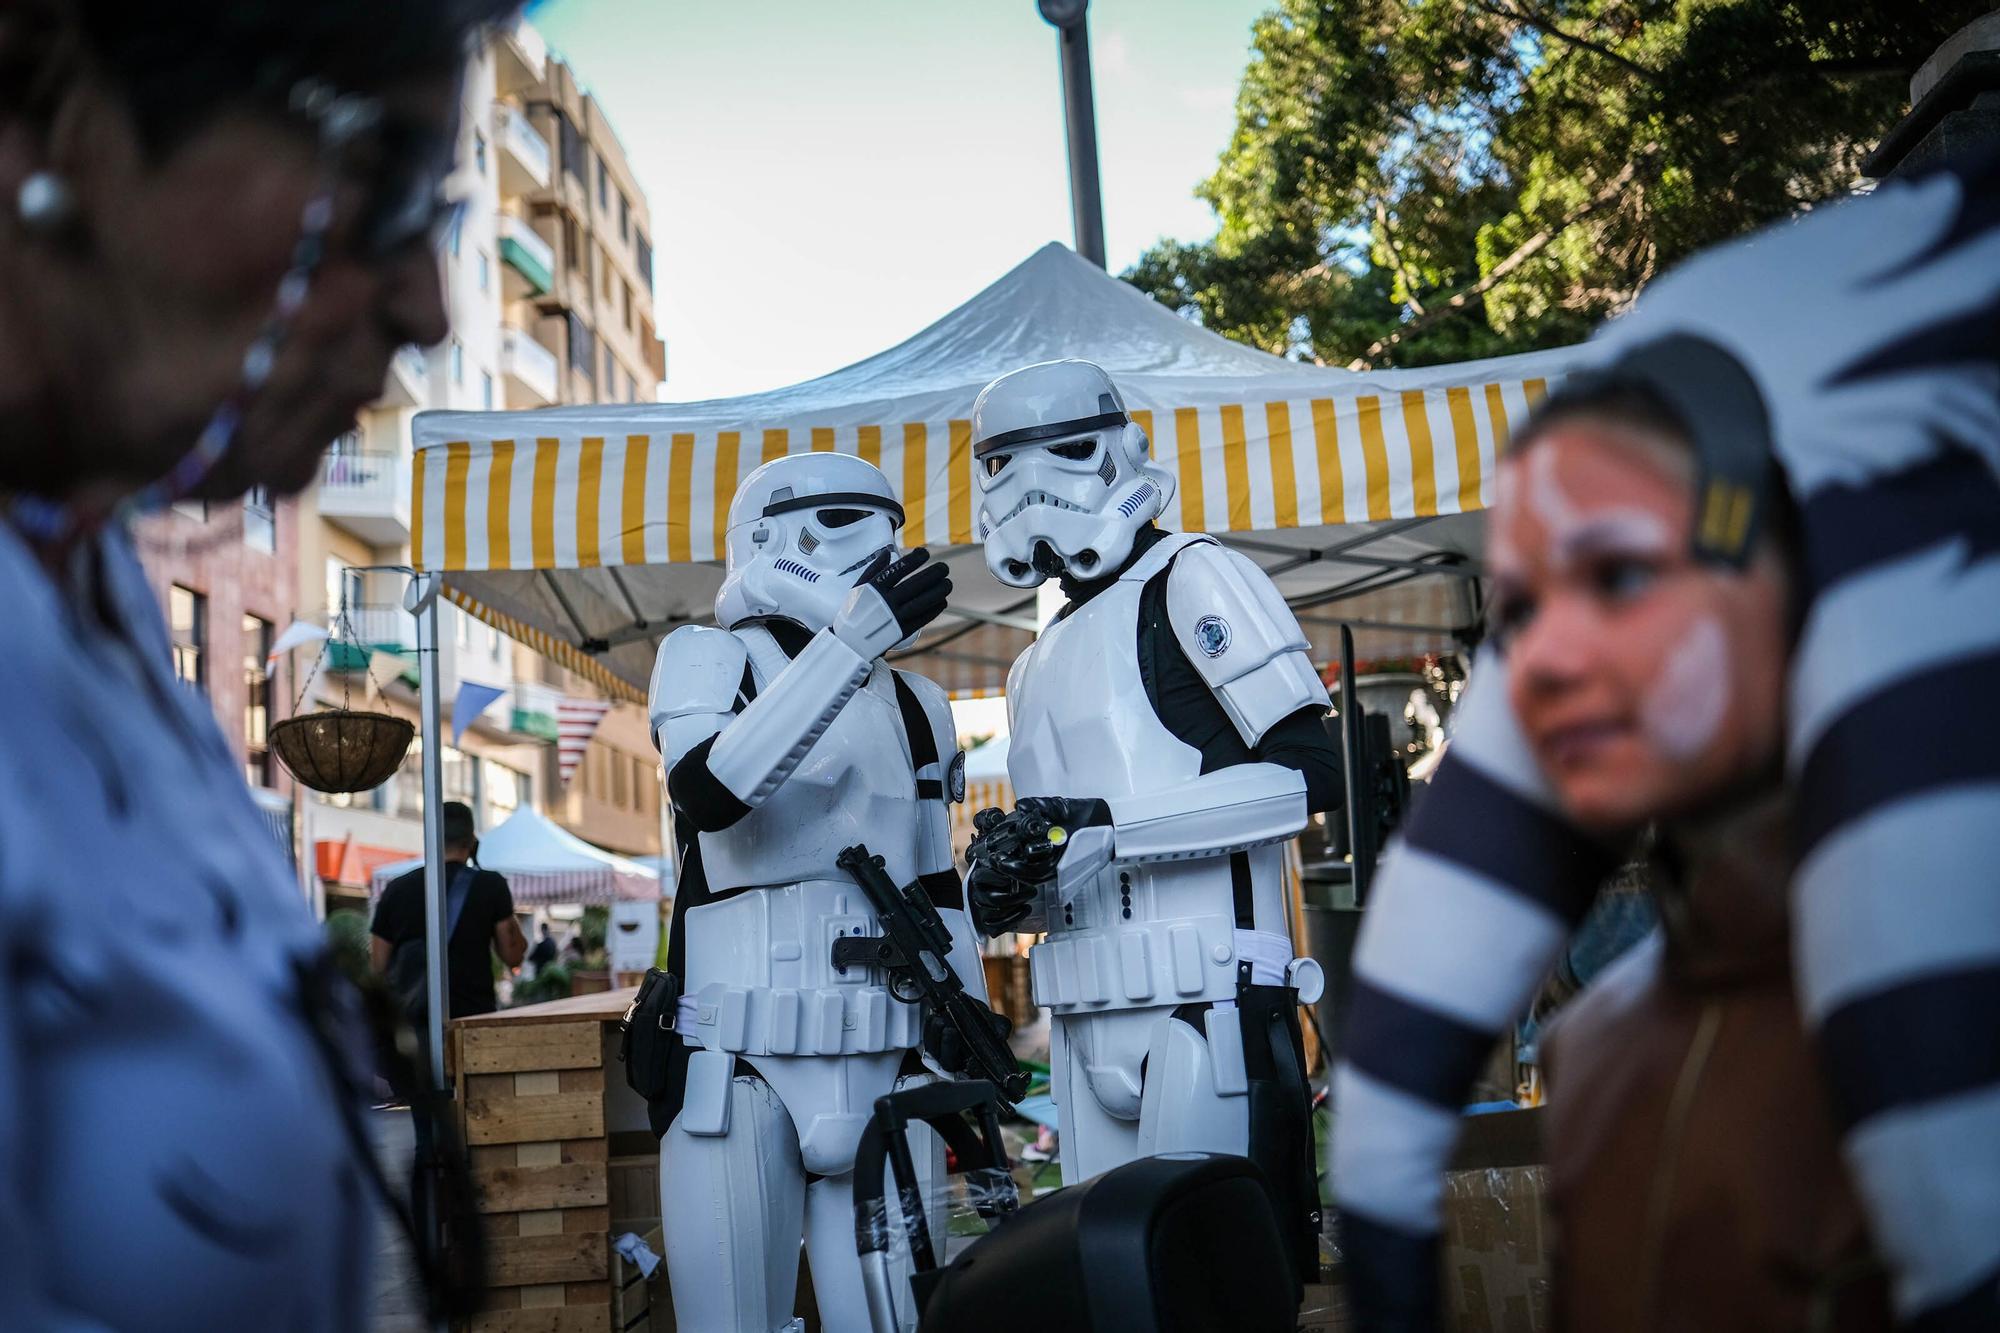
[408,242,1573,700]
[411,378,1550,575]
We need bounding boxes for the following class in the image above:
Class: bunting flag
[267,619,330,665]
[556,696,614,786]
[451,681,509,746]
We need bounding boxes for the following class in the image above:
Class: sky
[527,0,1274,403]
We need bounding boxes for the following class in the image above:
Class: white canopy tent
[409,242,1574,700]
[370,804,660,907]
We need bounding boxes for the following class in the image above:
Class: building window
[489,623,503,658]
[243,486,275,552]
[456,606,472,647]
[556,110,585,187]
[243,614,273,786]
[600,244,613,299]
[169,585,206,687]
[611,749,630,809]
[451,338,464,384]
[326,557,363,625]
[618,191,630,244]
[622,280,633,332]
[474,129,488,176]
[597,157,608,210]
[563,215,582,272]
[482,371,495,410]
[487,761,530,823]
[567,311,595,382]
[603,357,616,401]
[636,232,653,288]
[477,249,490,292]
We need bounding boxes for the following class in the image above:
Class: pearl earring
[17,171,76,235]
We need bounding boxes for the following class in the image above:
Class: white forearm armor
[650,623,871,808]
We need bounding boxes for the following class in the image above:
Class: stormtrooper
[964,358,1341,1282]
[646,452,995,1333]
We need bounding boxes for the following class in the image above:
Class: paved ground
[367,1109,431,1333]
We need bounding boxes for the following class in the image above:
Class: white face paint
[1640,615,1730,761]
[1528,447,1673,567]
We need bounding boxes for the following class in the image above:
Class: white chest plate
[1008,535,1250,1017]
[1008,534,1210,803]
[699,628,923,893]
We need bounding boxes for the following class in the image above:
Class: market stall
[407,241,1575,699]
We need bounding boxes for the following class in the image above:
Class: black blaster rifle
[832,844,1029,1104]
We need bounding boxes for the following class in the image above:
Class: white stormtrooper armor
[969,361,1332,1272]
[648,453,987,1333]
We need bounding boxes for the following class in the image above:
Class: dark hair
[442,800,477,848]
[69,0,521,150]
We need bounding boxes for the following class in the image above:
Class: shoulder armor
[648,625,748,739]
[1165,543,1329,744]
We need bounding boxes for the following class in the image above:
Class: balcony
[495,102,551,198]
[325,603,418,672]
[495,19,548,96]
[317,450,410,545]
[498,213,554,300]
[376,344,430,409]
[501,325,560,407]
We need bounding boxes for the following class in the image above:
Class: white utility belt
[674,981,922,1057]
[1029,921,1323,1015]
[672,877,925,1058]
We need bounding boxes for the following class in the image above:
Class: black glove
[859,546,951,636]
[964,798,1111,937]
[923,997,1013,1078]
[831,547,952,658]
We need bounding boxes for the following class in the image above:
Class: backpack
[387,865,476,1023]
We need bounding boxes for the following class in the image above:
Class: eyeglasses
[291,79,463,261]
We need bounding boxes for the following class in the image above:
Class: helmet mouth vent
[994,489,1090,527]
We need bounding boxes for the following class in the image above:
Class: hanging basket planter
[271,708,415,794]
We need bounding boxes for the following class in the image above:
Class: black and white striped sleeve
[1329,652,1614,1323]
[1788,446,2000,1329]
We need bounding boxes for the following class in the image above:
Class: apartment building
[297,19,669,911]
[131,492,301,864]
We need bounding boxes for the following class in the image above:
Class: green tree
[1127,1,1986,369]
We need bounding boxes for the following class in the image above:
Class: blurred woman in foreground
[0,1,509,1326]
[1331,155,2000,1332]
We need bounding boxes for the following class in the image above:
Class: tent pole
[1338,624,1371,905]
[406,572,450,1091]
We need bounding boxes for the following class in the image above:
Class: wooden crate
[451,988,642,1333]
[610,1223,669,1332]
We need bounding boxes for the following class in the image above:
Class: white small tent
[370,804,659,906]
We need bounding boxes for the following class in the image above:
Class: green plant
[511,962,573,1007]
[324,909,372,988]
[578,905,609,954]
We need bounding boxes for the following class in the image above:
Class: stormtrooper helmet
[714,453,906,632]
[971,359,1174,588]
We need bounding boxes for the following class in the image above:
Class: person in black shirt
[527,923,558,976]
[371,801,527,1019]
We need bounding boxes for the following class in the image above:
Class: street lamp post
[1038,0,1107,268]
